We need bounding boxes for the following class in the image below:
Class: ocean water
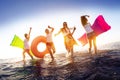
[0,42,120,80]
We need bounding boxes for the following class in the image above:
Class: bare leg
[22,50,26,61]
[70,48,74,63]
[47,46,54,62]
[26,49,34,60]
[88,39,92,54]
[28,52,34,60]
[22,50,26,65]
[70,47,74,58]
[49,51,54,61]
[66,47,74,63]
[93,37,97,54]
[52,43,56,53]
[65,42,70,57]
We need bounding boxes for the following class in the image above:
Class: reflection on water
[1,50,120,80]
[1,53,75,79]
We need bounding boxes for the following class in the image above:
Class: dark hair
[24,33,28,38]
[63,22,67,26]
[45,29,49,34]
[81,15,89,27]
[63,22,68,29]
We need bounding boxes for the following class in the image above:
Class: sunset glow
[0,0,120,59]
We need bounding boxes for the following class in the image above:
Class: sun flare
[53,34,66,53]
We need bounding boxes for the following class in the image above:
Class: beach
[0,42,120,80]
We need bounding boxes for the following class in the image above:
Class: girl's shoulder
[85,23,91,27]
[61,28,64,30]
[87,23,91,25]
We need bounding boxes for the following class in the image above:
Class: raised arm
[27,27,32,40]
[71,27,76,35]
[54,29,61,36]
[28,27,32,35]
[48,25,54,32]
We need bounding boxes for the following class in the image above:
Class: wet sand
[0,49,120,80]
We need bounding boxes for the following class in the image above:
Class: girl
[45,26,56,62]
[55,22,77,58]
[81,15,97,54]
[23,27,34,63]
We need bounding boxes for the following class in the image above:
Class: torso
[24,39,30,49]
[61,28,70,36]
[84,23,93,34]
[46,32,53,42]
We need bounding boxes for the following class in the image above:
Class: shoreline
[0,49,120,80]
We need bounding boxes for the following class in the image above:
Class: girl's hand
[48,25,51,28]
[30,27,32,30]
[74,27,76,30]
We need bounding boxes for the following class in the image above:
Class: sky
[0,0,120,59]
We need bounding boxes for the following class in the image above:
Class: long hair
[63,22,69,32]
[63,22,68,28]
[81,15,89,27]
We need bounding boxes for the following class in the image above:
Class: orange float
[31,36,49,58]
